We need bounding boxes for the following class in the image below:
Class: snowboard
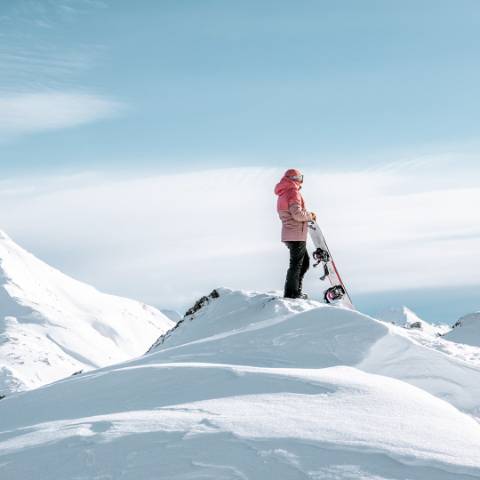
[308,221,354,309]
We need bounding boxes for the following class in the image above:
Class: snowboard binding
[312,247,330,280]
[324,285,346,303]
[312,247,330,266]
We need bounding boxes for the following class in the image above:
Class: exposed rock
[147,289,221,353]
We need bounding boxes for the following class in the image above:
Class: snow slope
[444,312,480,346]
[1,288,480,479]
[0,230,174,395]
[146,289,480,415]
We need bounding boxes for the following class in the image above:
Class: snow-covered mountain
[444,312,480,346]
[375,305,443,335]
[2,288,480,479]
[0,230,174,395]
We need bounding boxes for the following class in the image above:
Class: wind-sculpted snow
[2,362,480,479]
[1,288,480,479]
[0,230,174,395]
[148,289,387,368]
[147,288,480,415]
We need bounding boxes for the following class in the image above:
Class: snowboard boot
[296,278,308,299]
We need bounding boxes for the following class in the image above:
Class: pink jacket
[274,172,313,242]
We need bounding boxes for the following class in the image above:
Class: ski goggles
[289,174,304,182]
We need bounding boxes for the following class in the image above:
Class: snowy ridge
[375,305,444,336]
[0,230,174,395]
[376,305,424,326]
[146,289,480,415]
[1,288,480,479]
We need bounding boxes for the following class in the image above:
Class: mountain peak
[0,231,174,395]
[375,305,422,325]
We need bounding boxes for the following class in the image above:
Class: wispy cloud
[0,92,122,138]
[0,0,106,88]
[0,1,117,139]
[0,164,479,310]
[4,0,107,28]
[0,44,99,84]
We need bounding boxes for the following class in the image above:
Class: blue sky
[1,0,480,174]
[1,1,479,321]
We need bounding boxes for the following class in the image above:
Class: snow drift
[1,288,480,479]
[0,230,174,395]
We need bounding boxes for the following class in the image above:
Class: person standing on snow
[274,169,316,299]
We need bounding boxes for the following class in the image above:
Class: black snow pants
[283,241,310,298]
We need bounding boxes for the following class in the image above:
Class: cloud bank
[0,164,479,311]
[0,92,121,138]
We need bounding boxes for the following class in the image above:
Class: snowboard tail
[308,221,354,309]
